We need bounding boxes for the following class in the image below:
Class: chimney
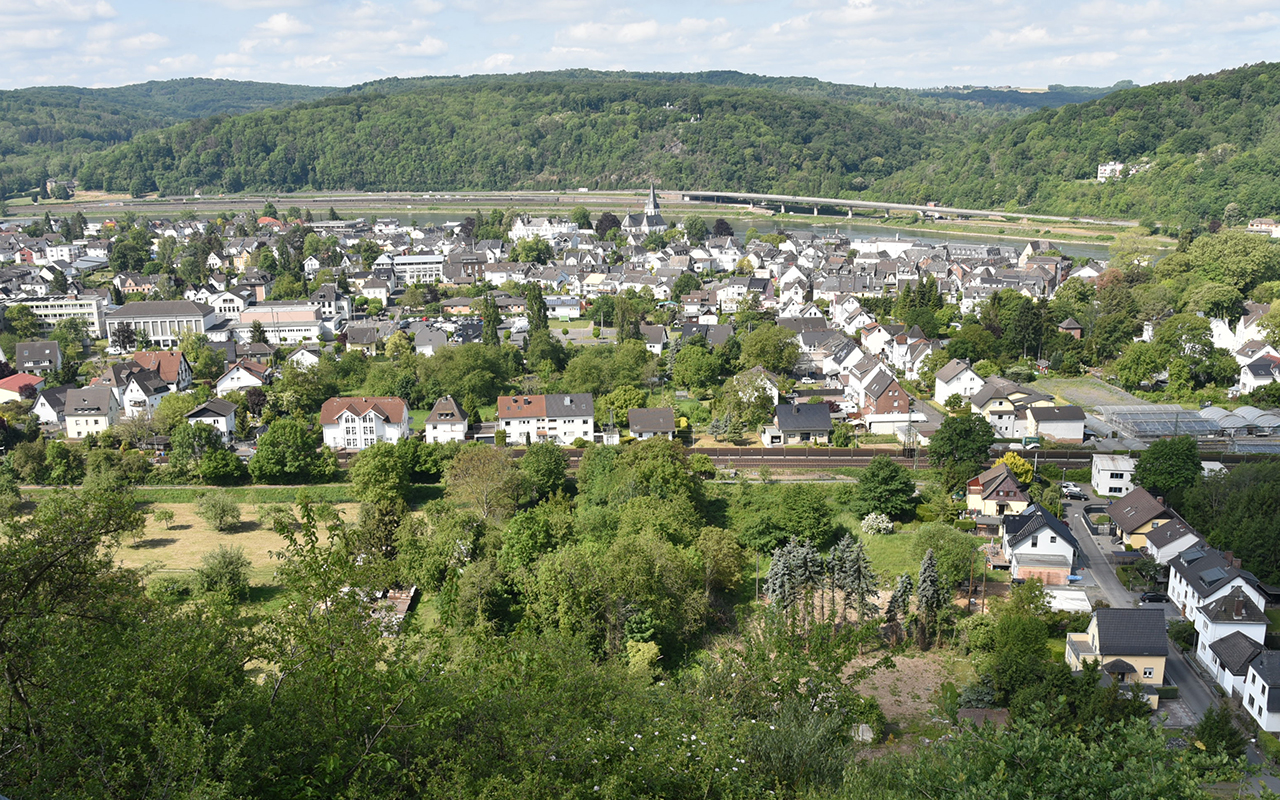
[1234,595,1245,620]
[793,404,800,415]
[1234,557,1243,569]
[1156,496,1165,507]
[1224,550,1233,564]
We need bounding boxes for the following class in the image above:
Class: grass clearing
[1267,609,1280,633]
[119,501,357,580]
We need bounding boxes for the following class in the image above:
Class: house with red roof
[0,372,45,403]
[320,396,412,451]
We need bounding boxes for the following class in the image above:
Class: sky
[3,0,1279,91]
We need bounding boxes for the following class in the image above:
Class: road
[1061,493,1134,610]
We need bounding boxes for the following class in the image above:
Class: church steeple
[645,184,660,215]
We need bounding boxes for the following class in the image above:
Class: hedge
[1155,685,1180,700]
[1064,467,1092,483]
[955,520,977,531]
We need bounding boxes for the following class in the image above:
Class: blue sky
[5,0,1279,90]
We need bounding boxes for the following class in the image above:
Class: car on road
[1060,482,1087,500]
[1140,592,1169,603]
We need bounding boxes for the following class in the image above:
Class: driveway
[1062,493,1135,610]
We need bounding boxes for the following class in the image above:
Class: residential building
[970,377,1054,439]
[32,383,73,424]
[64,386,119,436]
[967,462,1029,517]
[234,302,324,345]
[1143,519,1204,565]
[346,326,380,355]
[414,329,448,357]
[1207,631,1266,701]
[7,293,106,337]
[0,372,44,402]
[106,301,217,350]
[628,407,677,440]
[187,398,238,443]
[496,393,594,446]
[130,351,194,392]
[640,324,668,356]
[1242,652,1280,733]
[320,396,413,451]
[762,402,832,447]
[215,360,270,396]
[1065,608,1166,708]
[421,395,468,444]
[1025,405,1086,444]
[1001,504,1078,585]
[287,346,323,370]
[1091,454,1136,497]
[1168,543,1267,629]
[933,358,984,406]
[120,368,170,418]
[15,341,61,376]
[1110,487,1176,549]
[1193,587,1269,676]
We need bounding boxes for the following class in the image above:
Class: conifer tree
[885,573,914,646]
[916,548,943,648]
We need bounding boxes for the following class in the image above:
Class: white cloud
[559,19,661,44]
[146,53,200,74]
[394,34,449,56]
[255,12,312,35]
[481,52,514,70]
[0,0,114,20]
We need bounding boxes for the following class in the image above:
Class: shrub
[1168,620,1197,651]
[858,512,893,537]
[196,490,241,532]
[1064,467,1092,483]
[1259,731,1280,763]
[955,519,977,531]
[196,544,251,599]
[146,575,192,605]
[1155,685,1180,700]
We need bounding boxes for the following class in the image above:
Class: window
[1143,667,1154,679]
[1110,472,1126,480]
[1031,536,1038,548]
[1109,486,1123,494]
[1050,535,1058,543]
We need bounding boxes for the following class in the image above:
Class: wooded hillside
[869,62,1280,226]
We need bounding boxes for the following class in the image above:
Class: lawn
[119,501,356,582]
[1267,609,1280,634]
[861,533,919,583]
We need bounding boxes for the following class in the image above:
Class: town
[4,186,1280,797]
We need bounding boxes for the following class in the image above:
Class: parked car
[1061,486,1087,500]
[1140,592,1169,603]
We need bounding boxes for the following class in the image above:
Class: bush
[196,544,251,599]
[196,490,241,532]
[1259,730,1280,763]
[152,507,175,530]
[858,512,893,537]
[1155,685,1180,700]
[146,575,192,605]
[955,519,977,531]
[1064,467,1092,483]
[1168,620,1197,651]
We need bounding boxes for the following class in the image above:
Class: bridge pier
[847,208,853,218]
[813,206,818,216]
[780,204,786,214]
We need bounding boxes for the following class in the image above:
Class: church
[620,185,669,235]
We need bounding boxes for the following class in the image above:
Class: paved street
[1061,493,1135,610]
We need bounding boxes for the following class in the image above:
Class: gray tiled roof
[1093,608,1167,657]
[774,402,832,433]
[628,407,675,434]
[1111,487,1170,534]
[1250,652,1280,710]
[1208,631,1264,676]
[1200,587,1269,624]
[1003,503,1077,550]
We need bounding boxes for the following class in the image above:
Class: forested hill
[0,79,335,198]
[74,80,976,196]
[867,62,1280,226]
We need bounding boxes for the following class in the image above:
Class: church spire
[645,184,659,215]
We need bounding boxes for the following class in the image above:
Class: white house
[627,407,677,441]
[120,369,170,419]
[320,396,412,451]
[1001,504,1078,585]
[640,324,668,356]
[496,393,594,446]
[1241,652,1280,733]
[186,398,238,443]
[287,347,323,370]
[64,387,119,437]
[33,384,72,425]
[1193,586,1269,676]
[1025,405,1086,445]
[1091,453,1136,497]
[1206,631,1266,701]
[414,329,448,357]
[1142,519,1204,565]
[215,360,271,397]
[421,395,468,444]
[1168,544,1267,630]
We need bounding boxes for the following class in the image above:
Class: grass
[861,533,919,582]
[119,501,356,581]
[1267,609,1280,633]
[1046,637,1067,663]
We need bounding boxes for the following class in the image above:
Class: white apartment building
[9,293,108,338]
[106,301,217,350]
[392,254,445,285]
[421,395,468,443]
[496,393,594,446]
[1091,453,1136,497]
[320,396,412,451]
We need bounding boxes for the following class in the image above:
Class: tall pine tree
[916,548,943,648]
